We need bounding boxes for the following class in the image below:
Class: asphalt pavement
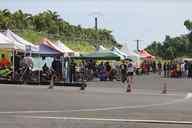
[0,74,192,128]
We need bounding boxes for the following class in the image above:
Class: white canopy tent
[3,29,38,51]
[95,45,125,60]
[121,45,141,68]
[96,45,107,51]
[0,32,25,50]
[55,40,79,57]
[111,47,128,60]
[0,32,25,79]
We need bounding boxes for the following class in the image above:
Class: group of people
[3,50,192,84]
[0,52,42,81]
[74,60,113,81]
[140,60,158,74]
[159,61,192,78]
[73,60,134,92]
[138,60,192,78]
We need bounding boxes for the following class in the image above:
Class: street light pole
[89,11,103,48]
[95,17,98,31]
[134,39,142,51]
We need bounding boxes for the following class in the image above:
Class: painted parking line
[15,116,192,125]
[0,93,191,114]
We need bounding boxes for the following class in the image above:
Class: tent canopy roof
[55,40,74,53]
[3,29,36,47]
[41,38,64,53]
[96,45,107,52]
[80,50,121,60]
[138,49,155,59]
[31,43,62,56]
[111,47,128,60]
[0,32,25,50]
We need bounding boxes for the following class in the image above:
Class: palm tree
[2,9,11,16]
[0,9,12,29]
[46,10,59,21]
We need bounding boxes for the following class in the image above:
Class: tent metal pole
[62,55,65,82]
[38,53,40,85]
[12,49,15,80]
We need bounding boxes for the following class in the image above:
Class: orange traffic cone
[161,83,167,94]
[127,84,131,92]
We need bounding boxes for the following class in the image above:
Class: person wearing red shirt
[0,54,10,68]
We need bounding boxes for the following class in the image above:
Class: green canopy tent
[77,51,121,60]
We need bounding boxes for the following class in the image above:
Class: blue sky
[0,0,192,50]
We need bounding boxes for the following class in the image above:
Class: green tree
[0,9,13,29]
[184,20,192,42]
[0,9,121,50]
[184,20,192,31]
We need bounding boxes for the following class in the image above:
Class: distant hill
[0,9,122,52]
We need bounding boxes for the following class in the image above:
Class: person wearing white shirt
[127,61,134,92]
[181,62,185,78]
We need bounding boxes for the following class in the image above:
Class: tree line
[0,9,121,48]
[146,20,192,60]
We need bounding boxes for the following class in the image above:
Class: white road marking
[185,93,192,99]
[0,84,182,96]
[86,89,180,96]
[15,116,192,125]
[0,93,191,114]
[0,84,185,96]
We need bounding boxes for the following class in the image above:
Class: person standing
[184,61,189,78]
[167,62,171,77]
[127,61,134,92]
[22,53,33,82]
[120,61,127,83]
[0,54,11,79]
[176,63,181,78]
[188,62,192,78]
[157,61,162,76]
[70,60,76,82]
[51,56,62,80]
[152,61,156,73]
[181,62,185,78]
[0,54,11,68]
[105,62,111,80]
[163,62,167,77]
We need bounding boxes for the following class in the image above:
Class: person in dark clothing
[120,61,127,83]
[157,61,162,75]
[170,62,174,77]
[152,61,156,73]
[105,62,111,80]
[167,62,171,77]
[14,55,21,70]
[42,63,49,72]
[51,56,62,80]
[11,53,21,71]
[163,62,167,77]
[69,60,76,82]
[188,62,192,78]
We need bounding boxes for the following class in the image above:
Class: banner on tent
[25,45,32,54]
